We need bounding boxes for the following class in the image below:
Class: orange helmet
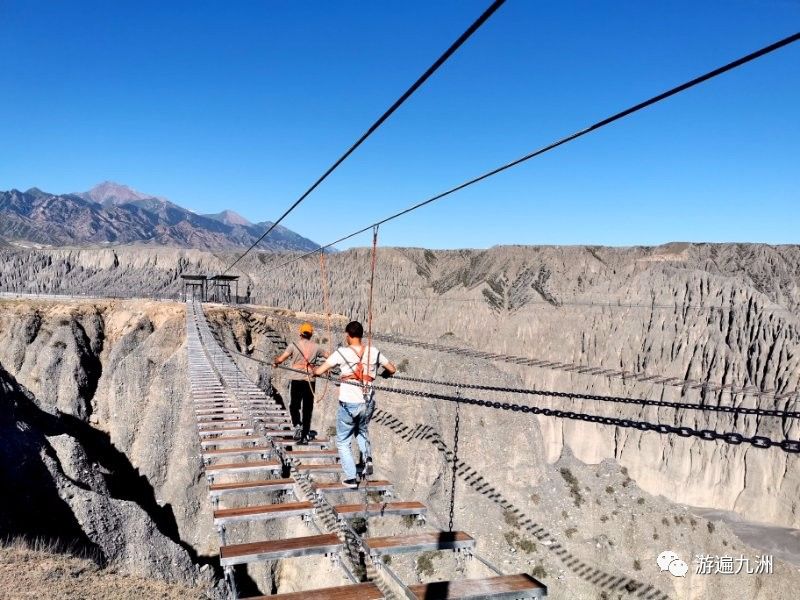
[299,322,314,335]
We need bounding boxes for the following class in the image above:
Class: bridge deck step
[312,481,393,494]
[202,446,272,458]
[213,501,314,525]
[219,533,341,566]
[209,478,295,497]
[205,460,281,474]
[333,501,426,519]
[274,438,331,448]
[197,416,245,423]
[295,464,342,474]
[364,532,475,556]
[199,426,255,436]
[200,435,259,448]
[285,449,339,459]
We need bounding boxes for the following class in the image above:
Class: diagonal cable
[263,31,800,273]
[223,0,507,274]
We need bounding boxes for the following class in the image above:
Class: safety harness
[291,341,316,376]
[338,345,379,384]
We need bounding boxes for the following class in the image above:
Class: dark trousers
[289,380,315,438]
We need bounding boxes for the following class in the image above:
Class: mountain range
[0,181,319,251]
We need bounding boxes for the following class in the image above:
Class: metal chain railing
[246,311,800,403]
[448,390,461,532]
[387,374,800,419]
[261,363,800,454]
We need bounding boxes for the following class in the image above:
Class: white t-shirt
[322,345,390,404]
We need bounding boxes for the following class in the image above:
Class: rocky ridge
[0,183,319,251]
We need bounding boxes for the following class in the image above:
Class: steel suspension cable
[223,0,507,274]
[263,31,800,273]
[247,360,800,454]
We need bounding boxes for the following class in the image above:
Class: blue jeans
[336,398,376,480]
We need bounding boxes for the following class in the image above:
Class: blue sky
[0,1,797,249]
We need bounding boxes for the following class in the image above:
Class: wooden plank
[333,501,425,519]
[254,416,291,422]
[200,435,258,448]
[209,478,295,497]
[364,532,475,556]
[198,422,249,430]
[196,416,245,423]
[285,449,339,459]
[312,481,392,494]
[247,583,384,600]
[263,428,294,436]
[202,446,272,458]
[196,407,239,414]
[295,464,342,474]
[205,460,281,474]
[198,426,254,436]
[213,501,314,525]
[408,574,547,599]
[275,438,331,447]
[219,533,341,566]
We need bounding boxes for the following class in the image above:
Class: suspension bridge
[187,299,549,599]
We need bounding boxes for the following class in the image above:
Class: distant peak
[79,181,165,206]
[204,209,252,227]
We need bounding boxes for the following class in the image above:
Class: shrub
[397,358,409,372]
[661,517,670,527]
[504,510,520,528]
[416,552,436,577]
[605,486,614,494]
[531,565,547,579]
[707,522,715,534]
[530,493,540,505]
[505,531,535,553]
[401,515,418,528]
[633,559,641,571]
[559,467,583,507]
[517,537,536,553]
[351,517,367,535]
[637,497,645,505]
[564,527,577,539]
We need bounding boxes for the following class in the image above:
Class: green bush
[531,565,547,579]
[559,467,583,507]
[416,552,436,577]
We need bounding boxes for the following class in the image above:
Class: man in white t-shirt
[314,320,396,488]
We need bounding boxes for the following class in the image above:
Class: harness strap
[292,341,314,372]
[337,346,377,383]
